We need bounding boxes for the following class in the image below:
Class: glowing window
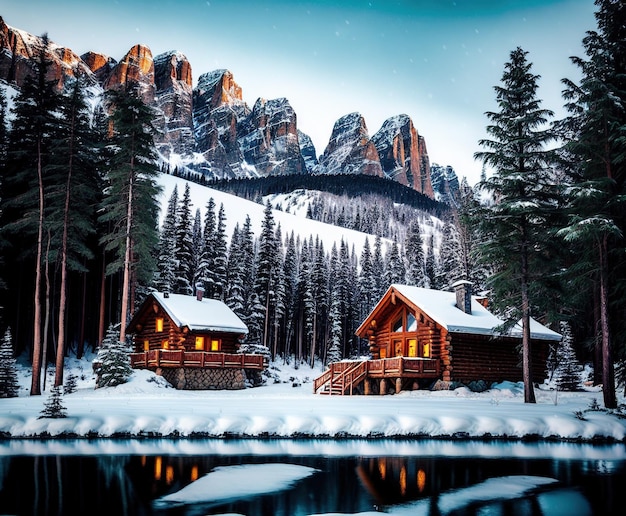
[162,340,169,349]
[408,339,417,357]
[143,340,149,351]
[195,336,205,350]
[379,347,387,359]
[156,317,164,332]
[210,339,220,351]
[423,343,430,358]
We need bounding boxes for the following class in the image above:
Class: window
[162,340,169,349]
[408,339,417,357]
[392,316,403,333]
[423,342,430,358]
[195,336,205,350]
[156,317,164,332]
[143,340,149,351]
[210,339,220,351]
[379,347,387,359]
[407,313,417,332]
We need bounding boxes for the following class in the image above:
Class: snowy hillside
[157,173,395,253]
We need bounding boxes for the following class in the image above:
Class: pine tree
[436,223,464,288]
[554,322,582,392]
[0,328,19,398]
[39,385,67,418]
[474,47,557,404]
[211,204,228,300]
[384,239,406,286]
[4,34,62,395]
[63,372,78,395]
[99,86,162,343]
[405,220,426,287]
[155,185,178,293]
[96,324,133,388]
[173,182,194,295]
[358,237,376,320]
[555,0,626,408]
[225,223,246,318]
[199,197,216,295]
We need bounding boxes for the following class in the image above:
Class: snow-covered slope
[157,173,391,253]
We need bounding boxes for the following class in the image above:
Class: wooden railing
[130,350,265,370]
[313,357,440,394]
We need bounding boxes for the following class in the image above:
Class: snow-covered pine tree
[405,220,427,287]
[96,325,133,388]
[436,223,464,288]
[173,182,194,295]
[199,196,216,295]
[211,203,228,300]
[0,327,19,398]
[384,239,406,286]
[554,322,582,391]
[63,372,78,395]
[39,385,67,418]
[155,185,178,293]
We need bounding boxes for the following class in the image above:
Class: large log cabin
[127,290,265,390]
[314,282,561,395]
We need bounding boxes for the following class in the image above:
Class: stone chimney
[452,280,473,314]
[195,283,205,301]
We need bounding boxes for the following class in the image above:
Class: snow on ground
[1,352,625,442]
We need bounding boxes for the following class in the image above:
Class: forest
[0,0,624,409]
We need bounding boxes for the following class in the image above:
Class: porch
[130,349,265,371]
[313,357,440,395]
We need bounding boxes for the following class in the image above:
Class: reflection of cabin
[127,290,264,390]
[314,282,561,395]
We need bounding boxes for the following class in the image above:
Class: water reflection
[0,439,624,515]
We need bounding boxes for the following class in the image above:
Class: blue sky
[3,0,596,184]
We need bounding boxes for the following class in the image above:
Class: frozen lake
[0,439,623,515]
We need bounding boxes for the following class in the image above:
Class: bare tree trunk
[520,235,536,404]
[119,168,134,344]
[42,232,52,391]
[599,235,617,408]
[30,140,44,396]
[97,252,106,347]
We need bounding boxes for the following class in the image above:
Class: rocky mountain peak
[104,44,155,103]
[317,112,383,177]
[195,69,244,110]
[81,51,117,84]
[372,114,434,197]
[154,51,192,90]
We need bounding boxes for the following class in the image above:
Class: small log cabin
[127,290,265,390]
[314,282,561,395]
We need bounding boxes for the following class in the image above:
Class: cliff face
[372,114,434,198]
[0,16,438,199]
[317,112,383,178]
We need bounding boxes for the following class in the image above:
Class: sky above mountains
[3,0,596,184]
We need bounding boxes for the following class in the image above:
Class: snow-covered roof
[390,284,561,341]
[151,292,248,334]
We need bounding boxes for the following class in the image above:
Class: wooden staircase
[313,360,368,395]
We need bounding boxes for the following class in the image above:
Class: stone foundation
[158,367,247,390]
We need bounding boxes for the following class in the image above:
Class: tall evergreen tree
[173,182,194,295]
[555,0,626,408]
[225,223,246,318]
[384,239,406,286]
[199,197,216,295]
[0,328,19,398]
[211,204,228,300]
[155,185,178,293]
[50,77,100,387]
[475,47,557,404]
[404,220,427,287]
[96,324,133,388]
[4,35,62,395]
[99,86,162,344]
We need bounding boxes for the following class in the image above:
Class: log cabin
[314,281,561,395]
[127,289,265,390]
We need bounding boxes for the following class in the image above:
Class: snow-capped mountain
[0,15,459,202]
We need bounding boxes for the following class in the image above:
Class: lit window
[423,343,430,358]
[210,339,220,351]
[143,340,149,351]
[156,317,164,332]
[408,339,417,357]
[195,336,205,350]
[162,340,169,349]
[379,347,387,359]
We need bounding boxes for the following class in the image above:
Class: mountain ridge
[0,15,460,202]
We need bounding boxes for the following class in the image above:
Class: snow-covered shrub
[0,327,19,398]
[95,324,133,388]
[39,386,67,418]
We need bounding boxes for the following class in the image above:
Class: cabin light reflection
[154,456,162,480]
[191,464,199,482]
[417,468,426,492]
[400,466,407,496]
[378,459,386,480]
[166,465,174,485]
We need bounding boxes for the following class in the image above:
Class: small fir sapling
[0,327,19,398]
[39,385,67,418]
